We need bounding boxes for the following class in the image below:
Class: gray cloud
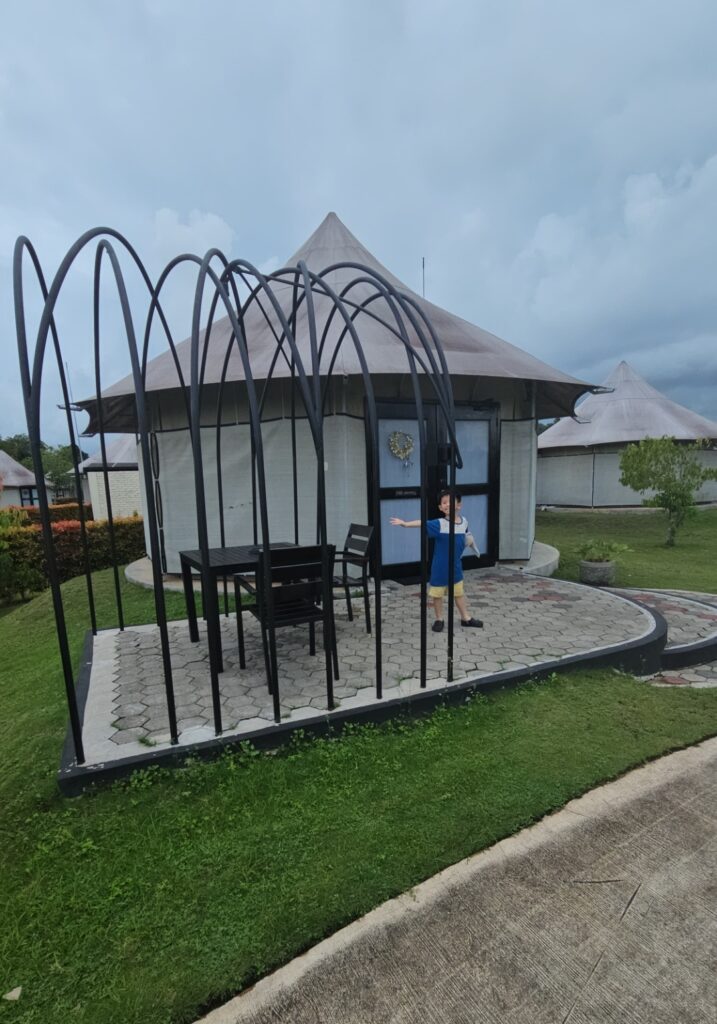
[2,0,716,447]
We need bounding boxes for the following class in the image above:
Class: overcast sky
[2,0,716,446]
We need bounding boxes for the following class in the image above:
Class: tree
[41,443,90,498]
[0,433,41,468]
[619,437,717,546]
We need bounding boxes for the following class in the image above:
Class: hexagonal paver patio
[76,568,657,768]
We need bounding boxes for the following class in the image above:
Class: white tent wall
[538,446,717,507]
[499,420,537,559]
[536,452,594,506]
[86,471,142,520]
[143,415,368,573]
[134,376,541,572]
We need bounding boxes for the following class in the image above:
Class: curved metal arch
[271,268,389,693]
[250,261,456,693]
[311,268,466,682]
[315,263,461,460]
[187,255,339,723]
[14,228,184,760]
[319,270,435,687]
[14,240,96,762]
[13,238,98,635]
[92,239,180,743]
[92,246,126,631]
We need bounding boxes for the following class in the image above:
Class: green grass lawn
[1,561,717,1023]
[536,506,717,592]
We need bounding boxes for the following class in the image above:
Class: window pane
[455,420,489,484]
[380,497,421,564]
[458,494,488,555]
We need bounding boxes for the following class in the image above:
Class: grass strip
[536,506,717,592]
[0,570,716,1024]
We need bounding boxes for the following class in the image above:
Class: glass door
[375,409,433,572]
[371,401,498,576]
[444,409,499,568]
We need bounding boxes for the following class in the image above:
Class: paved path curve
[199,738,717,1024]
[609,587,717,689]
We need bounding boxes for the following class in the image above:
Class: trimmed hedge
[0,517,146,602]
[11,502,94,524]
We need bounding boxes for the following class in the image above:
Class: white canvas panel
[499,420,537,559]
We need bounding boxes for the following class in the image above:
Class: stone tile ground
[610,588,717,648]
[613,587,717,691]
[79,569,655,766]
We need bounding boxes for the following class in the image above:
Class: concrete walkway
[199,737,717,1024]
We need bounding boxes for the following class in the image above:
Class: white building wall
[538,447,717,506]
[499,419,537,559]
[0,486,23,508]
[537,453,595,506]
[87,471,143,520]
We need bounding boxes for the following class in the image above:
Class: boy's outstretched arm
[390,516,422,527]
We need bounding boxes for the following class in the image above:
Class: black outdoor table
[179,543,296,672]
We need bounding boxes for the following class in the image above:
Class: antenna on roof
[422,256,425,298]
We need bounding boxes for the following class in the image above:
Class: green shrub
[575,539,631,563]
[0,517,146,602]
[0,524,45,601]
[0,505,31,530]
[11,502,94,524]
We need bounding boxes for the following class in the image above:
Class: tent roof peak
[79,212,597,431]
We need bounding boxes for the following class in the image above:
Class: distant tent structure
[77,437,141,519]
[79,212,596,573]
[0,449,51,507]
[537,361,717,507]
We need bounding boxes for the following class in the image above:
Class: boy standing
[390,490,483,632]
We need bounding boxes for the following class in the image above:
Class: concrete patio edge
[57,598,667,795]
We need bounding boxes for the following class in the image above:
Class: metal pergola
[14,228,467,768]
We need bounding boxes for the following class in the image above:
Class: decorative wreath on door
[387,430,415,467]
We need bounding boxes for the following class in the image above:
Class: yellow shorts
[429,581,464,598]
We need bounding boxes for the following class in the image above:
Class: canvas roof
[80,212,596,432]
[539,361,717,449]
[77,435,138,472]
[0,449,40,488]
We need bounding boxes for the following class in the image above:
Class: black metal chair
[234,544,339,697]
[333,523,374,633]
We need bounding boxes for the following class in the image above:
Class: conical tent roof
[539,361,717,449]
[0,449,41,488]
[81,212,594,431]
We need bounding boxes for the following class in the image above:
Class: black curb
[611,588,717,670]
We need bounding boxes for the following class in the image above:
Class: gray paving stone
[114,714,147,730]
[176,715,209,730]
[110,728,146,745]
[113,702,147,717]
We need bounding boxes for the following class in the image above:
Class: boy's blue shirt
[426,515,470,586]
